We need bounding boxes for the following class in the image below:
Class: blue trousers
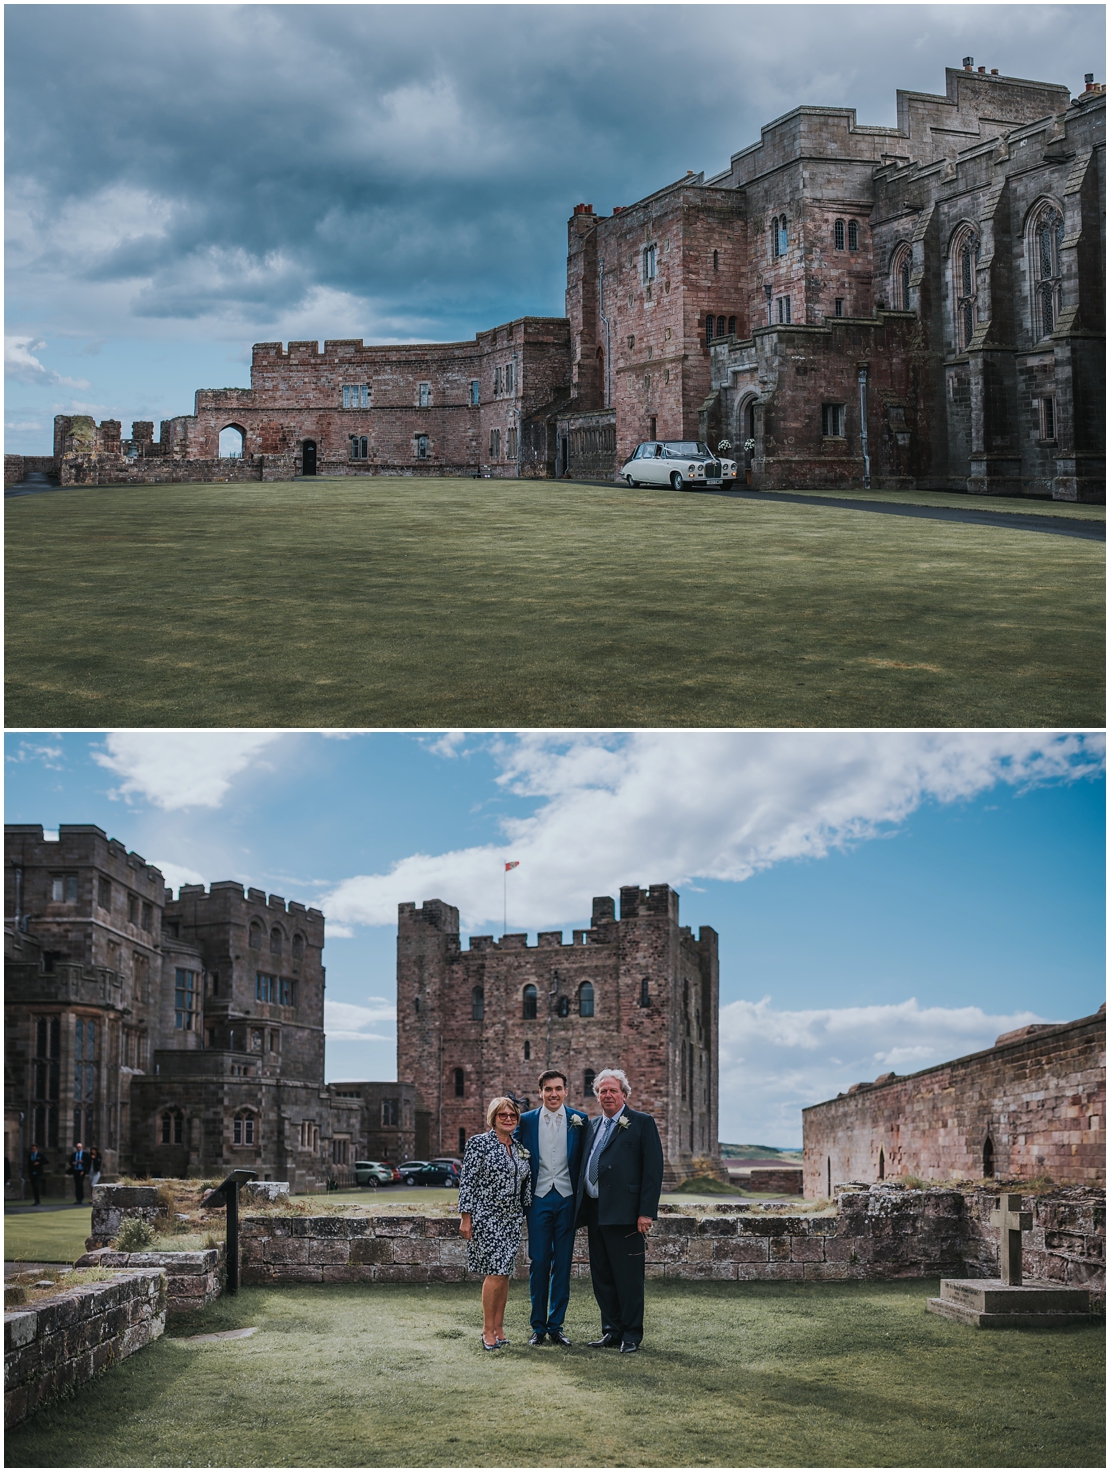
[525,1188,576,1332]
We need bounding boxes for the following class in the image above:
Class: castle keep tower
[396,884,719,1184]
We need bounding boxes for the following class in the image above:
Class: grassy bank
[6,478,1103,727]
[4,1209,92,1264]
[7,1279,1102,1467]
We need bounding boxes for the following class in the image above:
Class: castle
[8,63,1101,503]
[396,885,719,1186]
[3,824,415,1197]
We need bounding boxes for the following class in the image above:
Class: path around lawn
[6,1279,1103,1467]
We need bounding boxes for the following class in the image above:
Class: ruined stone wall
[77,1246,224,1313]
[802,1010,1106,1196]
[4,455,55,484]
[396,887,717,1182]
[4,1269,165,1428]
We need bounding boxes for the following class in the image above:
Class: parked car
[397,1159,460,1187]
[430,1156,464,1174]
[621,440,738,490]
[353,1160,398,1187]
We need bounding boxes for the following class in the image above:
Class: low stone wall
[748,1168,804,1195]
[4,1269,165,1428]
[4,454,55,484]
[87,1184,163,1247]
[239,1188,969,1287]
[76,1246,224,1314]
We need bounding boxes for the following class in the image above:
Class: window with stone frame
[33,1016,60,1147]
[416,435,429,459]
[716,315,726,338]
[249,920,264,949]
[160,1109,184,1145]
[97,877,111,909]
[776,296,791,324]
[705,315,715,345]
[848,220,860,251]
[578,982,595,1017]
[51,874,78,903]
[349,435,369,460]
[233,1113,256,1146]
[342,384,370,409]
[270,927,283,956]
[772,215,788,258]
[73,1017,96,1145]
[506,426,518,459]
[522,984,538,1019]
[822,403,845,437]
[418,382,431,407]
[1029,203,1066,340]
[470,379,480,405]
[174,968,198,1030]
[952,226,981,352]
[382,1097,400,1126]
[834,298,844,317]
[471,986,484,1020]
[643,243,657,282]
[1038,395,1057,442]
[834,219,845,251]
[292,933,305,961]
[584,1068,596,1095]
[713,249,719,271]
[728,315,736,336]
[489,428,501,460]
[891,243,913,311]
[453,1067,465,1097]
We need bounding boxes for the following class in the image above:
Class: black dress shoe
[587,1333,620,1348]
[619,1340,640,1353]
[528,1331,547,1346]
[549,1328,572,1346]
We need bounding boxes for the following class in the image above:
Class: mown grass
[4,1208,92,1264]
[5,478,1104,727]
[6,1279,1103,1467]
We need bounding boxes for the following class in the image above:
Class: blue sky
[6,3,1104,452]
[5,730,1104,1144]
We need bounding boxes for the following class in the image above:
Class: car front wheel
[626,474,639,487]
[365,1177,378,1188]
[670,471,686,491]
[404,1174,418,1186]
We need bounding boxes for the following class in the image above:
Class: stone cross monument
[989,1193,1034,1285]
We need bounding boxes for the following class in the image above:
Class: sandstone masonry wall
[76,1246,224,1314]
[4,1269,165,1428]
[802,1010,1106,1195]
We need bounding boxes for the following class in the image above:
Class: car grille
[705,462,722,478]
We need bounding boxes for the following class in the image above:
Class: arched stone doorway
[302,440,317,476]
[218,424,245,459]
[735,395,759,484]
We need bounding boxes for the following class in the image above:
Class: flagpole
[504,867,507,937]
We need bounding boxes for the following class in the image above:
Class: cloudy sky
[5,729,1104,1144]
[5,3,1104,452]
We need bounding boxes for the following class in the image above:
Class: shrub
[113,1217,156,1252]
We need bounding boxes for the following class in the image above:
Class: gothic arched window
[848,220,860,251]
[578,982,595,1017]
[776,216,788,256]
[952,226,981,351]
[1030,203,1065,339]
[834,219,845,251]
[522,984,538,1020]
[716,315,726,338]
[891,244,913,311]
[249,921,263,950]
[269,927,282,956]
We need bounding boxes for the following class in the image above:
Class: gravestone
[927,1193,1091,1327]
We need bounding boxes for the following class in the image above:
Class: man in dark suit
[69,1141,90,1204]
[27,1146,48,1206]
[515,1070,590,1345]
[574,1067,664,1353]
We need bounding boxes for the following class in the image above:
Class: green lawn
[4,1208,92,1265]
[7,1280,1102,1467]
[5,478,1104,727]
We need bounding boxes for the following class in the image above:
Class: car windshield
[664,442,712,457]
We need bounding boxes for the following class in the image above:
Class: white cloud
[151,859,207,897]
[420,730,470,759]
[92,731,287,809]
[321,732,1104,933]
[6,740,65,770]
[4,334,89,389]
[717,996,1052,1146]
[324,997,396,1042]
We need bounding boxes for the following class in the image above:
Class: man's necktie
[588,1117,614,1186]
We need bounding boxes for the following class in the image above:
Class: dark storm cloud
[6,4,1105,345]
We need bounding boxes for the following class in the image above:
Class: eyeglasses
[495,1112,518,1121]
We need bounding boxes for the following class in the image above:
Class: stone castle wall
[802,1010,1106,1195]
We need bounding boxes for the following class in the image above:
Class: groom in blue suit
[515,1070,590,1345]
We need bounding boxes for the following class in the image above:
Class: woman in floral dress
[458,1096,532,1350]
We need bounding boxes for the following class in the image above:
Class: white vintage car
[620,440,738,490]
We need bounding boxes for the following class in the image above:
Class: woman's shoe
[495,1337,509,1347]
[481,1336,499,1351]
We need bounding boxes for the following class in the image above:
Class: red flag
[505,860,520,871]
